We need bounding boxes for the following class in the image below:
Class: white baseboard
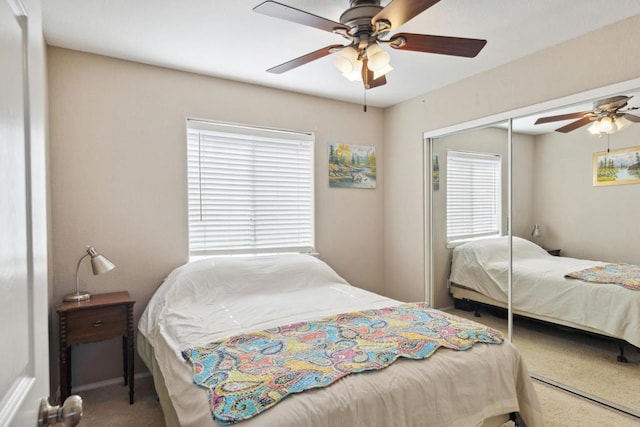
[73,372,151,393]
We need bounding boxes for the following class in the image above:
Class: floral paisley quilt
[182,302,504,425]
[565,263,640,290]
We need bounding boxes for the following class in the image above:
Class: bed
[449,236,640,358]
[138,254,543,427]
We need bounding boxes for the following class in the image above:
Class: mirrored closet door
[427,121,513,339]
[427,80,640,418]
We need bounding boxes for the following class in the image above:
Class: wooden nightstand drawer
[66,305,127,344]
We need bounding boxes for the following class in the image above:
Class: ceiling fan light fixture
[343,58,363,82]
[587,115,631,135]
[614,115,631,132]
[366,43,391,72]
[333,46,359,74]
[587,121,602,135]
[373,63,393,79]
[599,116,613,132]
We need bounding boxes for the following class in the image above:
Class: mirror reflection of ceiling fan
[535,95,640,134]
[253,0,487,90]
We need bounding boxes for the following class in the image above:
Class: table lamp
[530,224,542,246]
[64,246,115,302]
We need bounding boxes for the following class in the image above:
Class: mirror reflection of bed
[449,237,640,412]
[428,84,640,418]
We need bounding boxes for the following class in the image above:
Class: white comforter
[139,254,543,427]
[450,236,640,347]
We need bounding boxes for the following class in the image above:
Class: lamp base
[63,291,91,302]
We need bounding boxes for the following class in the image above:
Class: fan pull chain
[607,133,610,153]
[363,87,367,112]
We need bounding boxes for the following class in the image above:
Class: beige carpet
[447,307,640,414]
[76,375,164,427]
[72,365,640,426]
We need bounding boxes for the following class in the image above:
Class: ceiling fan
[253,0,487,90]
[534,95,640,134]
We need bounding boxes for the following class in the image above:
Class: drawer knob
[93,320,104,327]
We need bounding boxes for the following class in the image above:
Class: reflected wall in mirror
[510,89,640,415]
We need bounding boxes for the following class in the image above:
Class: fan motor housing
[340,0,383,39]
[593,95,630,113]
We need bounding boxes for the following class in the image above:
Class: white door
[0,0,54,425]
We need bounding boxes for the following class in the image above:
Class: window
[446,150,501,242]
[187,119,314,256]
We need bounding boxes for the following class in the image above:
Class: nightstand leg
[60,345,68,402]
[128,336,135,404]
[122,336,128,386]
[127,303,135,404]
[66,347,72,397]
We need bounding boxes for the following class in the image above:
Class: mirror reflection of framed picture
[432,154,439,191]
[593,146,640,187]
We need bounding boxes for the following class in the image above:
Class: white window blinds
[187,120,315,256]
[446,151,501,242]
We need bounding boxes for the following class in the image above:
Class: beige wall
[383,14,640,306]
[47,47,385,387]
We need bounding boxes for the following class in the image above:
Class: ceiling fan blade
[373,0,440,30]
[254,1,349,33]
[361,58,387,90]
[623,113,640,123]
[367,74,387,89]
[555,116,593,133]
[267,44,343,74]
[390,33,487,58]
[534,111,590,125]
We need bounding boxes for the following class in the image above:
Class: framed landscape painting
[593,145,640,186]
[328,143,376,189]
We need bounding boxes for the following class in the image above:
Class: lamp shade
[88,247,116,275]
[531,224,542,238]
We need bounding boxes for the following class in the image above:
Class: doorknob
[38,395,83,427]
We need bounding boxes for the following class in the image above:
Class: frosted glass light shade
[333,47,359,74]
[588,115,631,135]
[366,43,391,72]
[343,58,363,82]
[373,64,393,80]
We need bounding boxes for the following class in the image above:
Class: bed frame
[449,282,633,363]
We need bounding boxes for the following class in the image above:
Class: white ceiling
[42,1,640,108]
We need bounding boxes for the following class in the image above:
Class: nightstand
[545,248,561,256]
[57,291,135,404]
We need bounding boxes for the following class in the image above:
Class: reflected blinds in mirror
[446,151,501,242]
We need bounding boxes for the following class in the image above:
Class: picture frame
[593,145,640,187]
[328,143,376,189]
